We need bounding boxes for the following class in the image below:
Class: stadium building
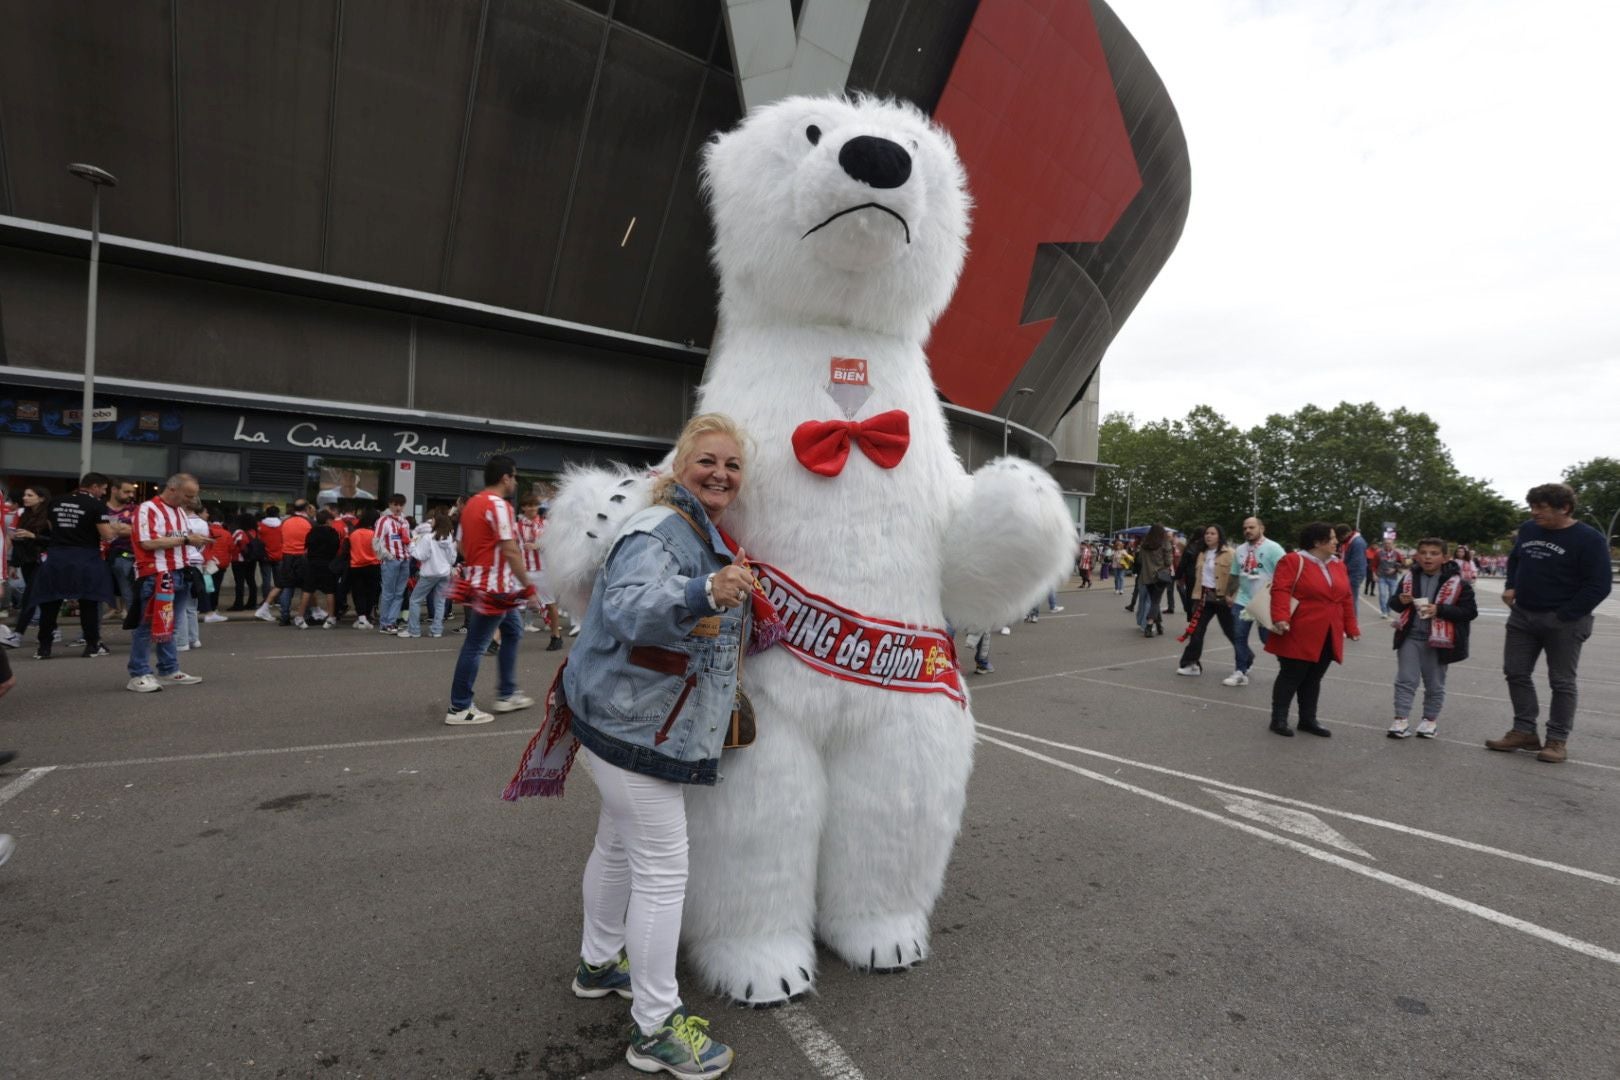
[0,0,1188,518]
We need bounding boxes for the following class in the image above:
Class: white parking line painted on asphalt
[0,766,56,807]
[1053,674,1620,775]
[40,729,532,772]
[773,1005,869,1080]
[978,723,1620,886]
[263,648,459,660]
[978,734,1620,966]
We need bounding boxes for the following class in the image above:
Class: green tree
[1562,457,1620,546]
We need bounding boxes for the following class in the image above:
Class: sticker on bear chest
[826,357,872,418]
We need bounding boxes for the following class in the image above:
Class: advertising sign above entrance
[181,406,657,473]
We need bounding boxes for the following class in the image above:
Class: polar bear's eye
[806,125,822,146]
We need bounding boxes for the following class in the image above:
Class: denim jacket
[563,484,747,785]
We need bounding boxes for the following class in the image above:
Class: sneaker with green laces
[572,951,632,1000]
[625,1010,734,1077]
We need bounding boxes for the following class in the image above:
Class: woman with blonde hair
[505,412,754,1078]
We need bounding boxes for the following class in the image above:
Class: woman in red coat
[1266,521,1361,737]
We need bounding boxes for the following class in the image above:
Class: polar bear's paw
[941,455,1075,630]
[687,932,817,1008]
[818,911,930,974]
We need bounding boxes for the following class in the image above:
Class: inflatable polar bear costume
[544,95,1075,1006]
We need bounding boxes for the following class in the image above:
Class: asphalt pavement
[2,579,1618,1079]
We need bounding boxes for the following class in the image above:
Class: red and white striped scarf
[1395,571,1463,649]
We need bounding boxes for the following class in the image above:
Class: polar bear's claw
[820,911,931,974]
[689,933,817,1007]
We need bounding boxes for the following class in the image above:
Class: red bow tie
[792,410,911,477]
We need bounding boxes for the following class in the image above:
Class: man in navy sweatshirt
[1486,482,1613,763]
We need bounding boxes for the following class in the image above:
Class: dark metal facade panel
[174,0,337,269]
[633,69,739,346]
[0,245,410,404]
[444,0,606,313]
[0,247,85,373]
[0,0,179,243]
[95,265,411,406]
[321,0,482,289]
[413,319,689,439]
[545,27,706,331]
[613,0,722,62]
[847,0,978,113]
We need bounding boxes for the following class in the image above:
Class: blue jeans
[406,573,450,636]
[108,555,136,610]
[450,607,523,710]
[129,574,190,678]
[1376,575,1400,616]
[1113,568,1126,592]
[379,559,411,628]
[1135,583,1162,629]
[1231,603,1270,674]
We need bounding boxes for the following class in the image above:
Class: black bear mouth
[801,203,911,244]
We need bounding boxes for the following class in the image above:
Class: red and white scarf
[1395,571,1463,649]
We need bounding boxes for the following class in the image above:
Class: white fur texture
[940,456,1078,629]
[539,463,653,617]
[670,96,1075,1006]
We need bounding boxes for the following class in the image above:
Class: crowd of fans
[0,471,573,673]
[1072,485,1611,761]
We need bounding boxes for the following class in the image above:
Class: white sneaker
[254,604,276,622]
[0,627,19,648]
[1415,718,1438,739]
[1221,671,1249,686]
[444,706,494,726]
[525,622,544,633]
[203,612,228,623]
[568,623,581,637]
[379,625,399,635]
[1176,663,1202,676]
[293,616,308,629]
[189,641,202,650]
[999,626,1011,635]
[397,630,419,639]
[323,618,338,629]
[310,607,329,621]
[126,674,163,693]
[1388,717,1412,739]
[176,643,190,652]
[165,672,203,686]
[354,616,372,629]
[493,692,535,713]
[1051,605,1065,613]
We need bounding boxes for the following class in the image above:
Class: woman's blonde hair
[652,412,750,506]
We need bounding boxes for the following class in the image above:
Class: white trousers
[580,747,689,1034]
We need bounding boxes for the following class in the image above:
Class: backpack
[243,533,268,562]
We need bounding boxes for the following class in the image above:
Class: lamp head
[67,163,118,187]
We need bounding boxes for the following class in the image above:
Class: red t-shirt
[281,514,312,556]
[348,528,379,568]
[459,491,517,592]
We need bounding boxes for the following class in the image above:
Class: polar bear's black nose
[838,136,912,189]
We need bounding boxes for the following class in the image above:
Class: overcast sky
[1096,0,1619,505]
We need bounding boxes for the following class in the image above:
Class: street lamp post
[69,163,118,480]
[1001,386,1036,457]
[1123,472,1134,532]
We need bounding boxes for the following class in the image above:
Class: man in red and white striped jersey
[127,473,209,692]
[445,455,534,725]
[516,495,564,652]
[375,494,413,633]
